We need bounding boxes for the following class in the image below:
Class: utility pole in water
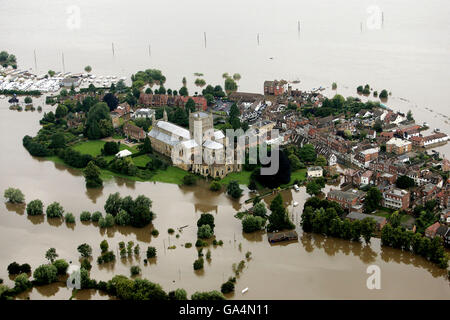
[360,22,363,33]
[204,32,207,48]
[112,42,115,56]
[257,33,260,45]
[33,50,37,72]
[62,52,65,74]
[148,44,151,57]
[298,20,301,38]
[382,12,384,28]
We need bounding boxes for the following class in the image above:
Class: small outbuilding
[115,149,132,158]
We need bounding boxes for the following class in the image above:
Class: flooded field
[0,99,449,299]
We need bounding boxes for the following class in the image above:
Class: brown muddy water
[0,98,449,300]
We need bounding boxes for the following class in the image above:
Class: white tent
[115,150,132,158]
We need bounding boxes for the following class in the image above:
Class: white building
[307,166,323,178]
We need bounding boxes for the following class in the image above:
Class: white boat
[293,184,300,191]
[241,288,248,294]
[293,201,299,207]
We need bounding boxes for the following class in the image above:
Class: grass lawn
[71,140,139,158]
[132,155,152,167]
[219,170,252,186]
[149,166,188,184]
[288,169,307,185]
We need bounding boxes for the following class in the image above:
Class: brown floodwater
[0,98,449,299]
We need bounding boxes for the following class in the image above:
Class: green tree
[191,291,225,300]
[407,110,414,121]
[55,104,68,119]
[84,161,103,188]
[315,155,327,167]
[364,187,382,213]
[26,199,43,216]
[141,137,152,153]
[24,96,32,104]
[267,194,295,232]
[14,273,32,293]
[33,264,58,285]
[197,213,215,231]
[100,240,109,253]
[45,248,58,263]
[3,187,25,203]
[253,202,267,218]
[197,224,213,239]
[224,77,238,92]
[146,246,157,259]
[360,218,376,243]
[379,89,388,99]
[209,181,221,191]
[395,175,415,189]
[242,215,265,233]
[306,180,322,196]
[299,144,316,163]
[104,192,122,216]
[77,243,92,258]
[52,259,69,275]
[227,181,243,199]
[46,202,64,218]
[84,65,92,73]
[288,154,302,170]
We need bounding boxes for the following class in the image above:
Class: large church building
[148,109,241,178]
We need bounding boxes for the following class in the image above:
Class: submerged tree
[84,161,103,188]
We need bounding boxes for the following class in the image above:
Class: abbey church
[148,109,242,178]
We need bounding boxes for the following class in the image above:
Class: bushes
[185,242,192,248]
[91,211,102,222]
[23,135,50,157]
[77,243,92,258]
[130,266,141,276]
[64,212,75,224]
[102,141,120,156]
[193,258,204,270]
[146,246,157,259]
[169,288,187,300]
[7,262,30,275]
[242,215,266,233]
[100,240,109,253]
[3,187,25,203]
[105,275,168,300]
[191,290,225,300]
[98,213,115,228]
[197,225,213,239]
[197,213,215,231]
[46,202,64,218]
[221,277,236,294]
[13,273,32,294]
[33,264,58,285]
[52,259,69,275]
[182,175,196,186]
[115,209,131,226]
[151,229,159,236]
[226,181,243,199]
[58,148,93,168]
[97,251,115,264]
[27,199,43,215]
[381,224,448,269]
[104,193,154,228]
[80,211,91,221]
[209,181,221,191]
